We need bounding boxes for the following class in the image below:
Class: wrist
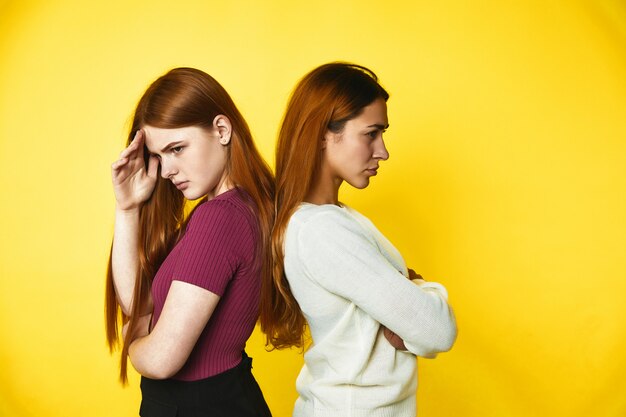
[115,205,141,216]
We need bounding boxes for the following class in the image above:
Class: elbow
[417,330,456,356]
[433,307,457,352]
[154,360,182,379]
[128,347,182,380]
[144,367,177,380]
[130,357,180,380]
[406,307,458,356]
[434,318,457,352]
[431,306,457,353]
[427,295,458,353]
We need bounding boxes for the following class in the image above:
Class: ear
[212,115,232,146]
[322,130,335,150]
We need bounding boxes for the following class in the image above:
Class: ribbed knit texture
[284,203,457,417]
[151,188,261,381]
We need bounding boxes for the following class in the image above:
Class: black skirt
[139,352,272,417]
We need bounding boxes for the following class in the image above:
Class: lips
[173,181,189,190]
[366,167,379,176]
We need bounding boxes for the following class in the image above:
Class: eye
[172,146,184,154]
[366,129,386,140]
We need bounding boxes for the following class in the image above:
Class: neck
[207,172,233,200]
[305,163,342,205]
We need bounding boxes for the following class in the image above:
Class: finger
[133,129,144,146]
[111,157,129,171]
[408,269,420,280]
[383,327,406,350]
[111,161,130,183]
[119,130,144,158]
[409,272,422,280]
[119,144,137,160]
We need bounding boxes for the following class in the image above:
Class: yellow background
[1,0,625,416]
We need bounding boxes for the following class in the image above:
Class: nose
[374,137,389,161]
[159,158,177,179]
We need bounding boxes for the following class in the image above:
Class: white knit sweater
[284,203,457,417]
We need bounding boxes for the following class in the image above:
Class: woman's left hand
[383,326,407,350]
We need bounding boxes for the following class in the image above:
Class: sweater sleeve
[171,201,244,297]
[296,210,457,357]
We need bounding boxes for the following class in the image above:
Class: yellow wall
[1,1,625,416]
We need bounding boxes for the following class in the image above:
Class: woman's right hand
[408,269,423,281]
[111,130,159,211]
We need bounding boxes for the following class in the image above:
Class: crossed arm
[382,269,425,350]
[124,280,220,379]
[298,211,457,357]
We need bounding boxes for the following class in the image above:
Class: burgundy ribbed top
[150,188,261,381]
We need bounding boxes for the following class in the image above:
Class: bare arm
[128,281,220,379]
[111,207,143,315]
[110,130,158,315]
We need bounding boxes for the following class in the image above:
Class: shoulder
[187,189,254,234]
[342,206,376,228]
[288,203,368,242]
[290,203,350,226]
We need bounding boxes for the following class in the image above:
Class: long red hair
[105,67,274,383]
[259,62,389,349]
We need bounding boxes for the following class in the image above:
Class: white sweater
[284,203,457,417]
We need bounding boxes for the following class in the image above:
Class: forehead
[347,98,388,128]
[143,125,204,153]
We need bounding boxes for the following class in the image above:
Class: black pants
[139,352,272,417]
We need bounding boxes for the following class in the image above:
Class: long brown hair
[105,67,274,383]
[259,62,389,349]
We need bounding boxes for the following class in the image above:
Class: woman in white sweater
[260,62,457,417]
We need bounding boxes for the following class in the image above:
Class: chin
[348,178,371,189]
[182,189,203,201]
[185,194,205,201]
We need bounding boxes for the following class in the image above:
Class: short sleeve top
[151,188,261,381]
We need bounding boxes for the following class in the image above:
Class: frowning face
[143,124,230,200]
[323,97,389,189]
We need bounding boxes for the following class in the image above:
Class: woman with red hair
[106,67,273,416]
[261,62,457,417]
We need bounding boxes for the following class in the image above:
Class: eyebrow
[159,140,185,153]
[367,124,389,129]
